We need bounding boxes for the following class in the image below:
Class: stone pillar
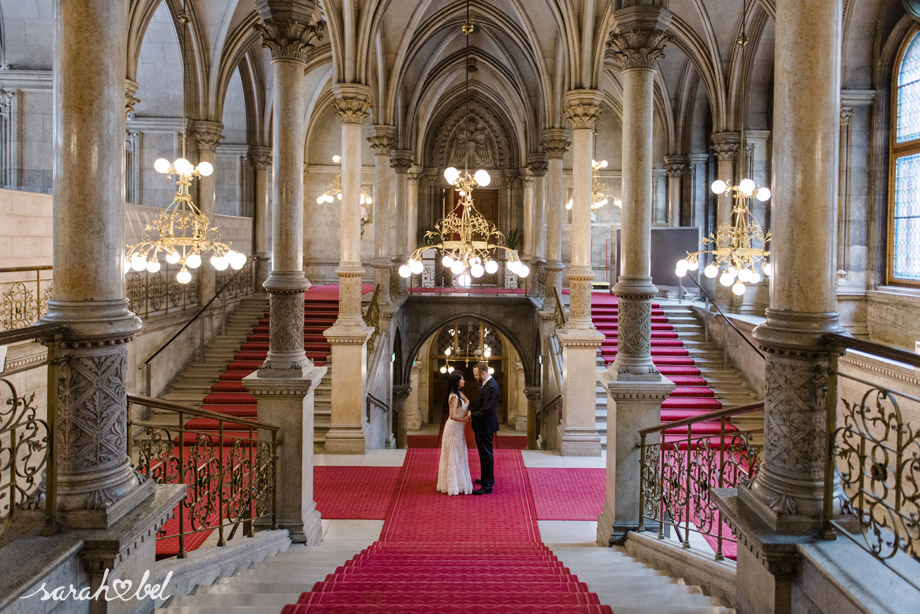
[521,170,534,262]
[391,150,413,292]
[190,120,223,303]
[529,154,548,265]
[245,0,325,542]
[542,130,570,313]
[663,155,688,228]
[249,145,272,292]
[598,6,677,545]
[563,92,603,329]
[393,384,411,449]
[368,126,396,302]
[323,83,374,454]
[525,387,541,450]
[41,0,154,528]
[711,132,740,229]
[607,12,671,382]
[408,166,423,255]
[714,3,845,613]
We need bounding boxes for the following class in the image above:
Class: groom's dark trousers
[470,377,500,488]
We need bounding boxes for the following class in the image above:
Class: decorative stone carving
[566,275,594,325]
[563,101,604,131]
[190,120,224,152]
[367,133,397,154]
[391,150,413,173]
[840,106,854,125]
[265,292,305,361]
[332,96,372,125]
[249,145,273,170]
[254,17,325,63]
[428,99,516,169]
[542,133,570,159]
[528,153,548,177]
[711,133,741,161]
[663,161,687,178]
[606,29,671,71]
[615,297,653,364]
[336,269,364,322]
[407,166,423,185]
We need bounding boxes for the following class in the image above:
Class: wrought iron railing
[408,248,524,292]
[0,266,53,331]
[127,394,278,559]
[0,323,66,543]
[822,334,920,580]
[125,264,199,318]
[638,402,765,561]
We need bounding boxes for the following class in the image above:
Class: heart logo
[110,579,133,600]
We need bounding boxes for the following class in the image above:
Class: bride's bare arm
[449,394,470,422]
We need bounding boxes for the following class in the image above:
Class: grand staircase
[592,299,762,450]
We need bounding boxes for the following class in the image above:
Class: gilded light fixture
[566,159,622,211]
[125,3,245,284]
[676,0,770,297]
[399,0,528,287]
[316,155,373,206]
[437,325,495,375]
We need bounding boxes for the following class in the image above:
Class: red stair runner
[281,449,612,614]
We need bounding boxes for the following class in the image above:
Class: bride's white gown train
[437,393,473,495]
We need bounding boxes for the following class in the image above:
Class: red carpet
[528,468,605,520]
[314,466,401,519]
[281,449,613,614]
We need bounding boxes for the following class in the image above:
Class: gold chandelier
[676,178,772,296]
[398,0,528,288]
[125,157,247,284]
[316,155,373,206]
[437,324,494,374]
[566,159,621,211]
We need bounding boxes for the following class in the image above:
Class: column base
[324,325,373,454]
[557,328,604,457]
[739,466,831,534]
[558,422,602,456]
[59,475,156,530]
[597,372,675,545]
[243,364,326,544]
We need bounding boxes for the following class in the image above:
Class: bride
[437,370,473,495]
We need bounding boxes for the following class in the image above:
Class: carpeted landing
[280,449,613,614]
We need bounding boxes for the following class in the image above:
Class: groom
[469,361,499,495]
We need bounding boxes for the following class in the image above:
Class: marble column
[529,154,548,266]
[711,132,740,229]
[249,145,272,292]
[663,155,688,227]
[542,130,570,313]
[368,126,396,304]
[190,120,223,303]
[391,151,413,292]
[521,171,534,263]
[598,7,677,545]
[245,1,325,543]
[407,166,423,255]
[41,0,152,528]
[322,83,374,454]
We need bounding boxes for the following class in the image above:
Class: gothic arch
[425,97,519,170]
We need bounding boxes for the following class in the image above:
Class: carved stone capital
[711,132,741,162]
[249,145,273,170]
[563,90,605,131]
[368,124,398,154]
[528,153,548,177]
[524,387,542,403]
[521,170,534,186]
[607,7,673,71]
[332,84,372,125]
[840,106,854,125]
[254,10,325,63]
[125,79,140,120]
[391,149,414,173]
[189,120,224,152]
[393,384,412,402]
[541,129,571,159]
[663,156,688,178]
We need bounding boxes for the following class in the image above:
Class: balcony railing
[822,334,920,584]
[127,394,279,559]
[638,402,765,561]
[0,266,53,332]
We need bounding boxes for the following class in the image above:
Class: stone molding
[254,11,325,63]
[243,366,324,396]
[541,129,571,159]
[563,90,604,130]
[521,170,534,185]
[391,149,414,173]
[606,28,671,71]
[408,165,423,184]
[528,153,549,177]
[663,154,689,178]
[752,308,845,356]
[524,387,542,402]
[189,120,224,152]
[249,145,273,170]
[331,84,372,124]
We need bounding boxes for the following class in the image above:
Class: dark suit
[469,376,500,488]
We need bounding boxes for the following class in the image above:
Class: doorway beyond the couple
[407,317,527,450]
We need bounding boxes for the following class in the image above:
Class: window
[890,31,920,285]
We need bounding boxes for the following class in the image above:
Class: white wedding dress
[437,393,474,495]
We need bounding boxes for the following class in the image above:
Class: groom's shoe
[474,479,482,484]
[472,487,492,495]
